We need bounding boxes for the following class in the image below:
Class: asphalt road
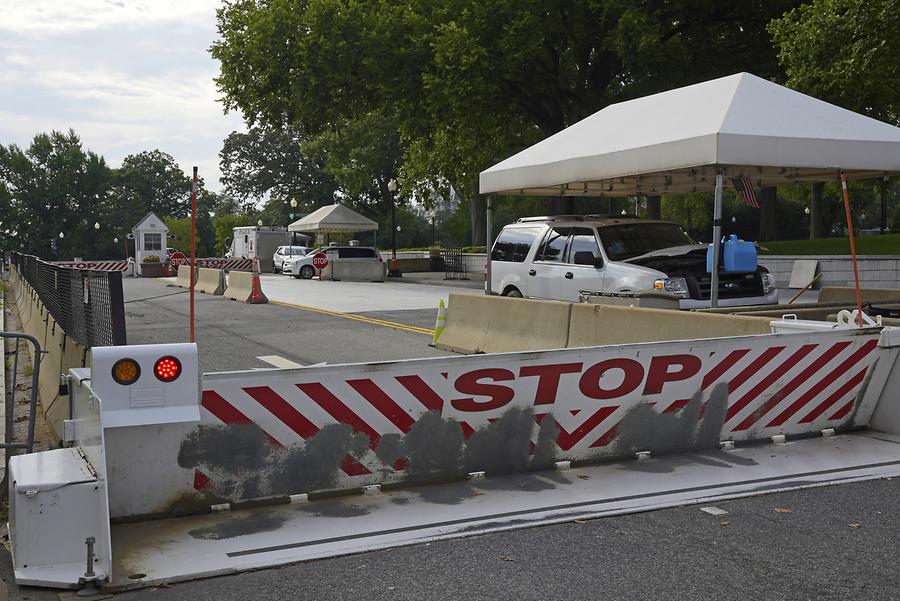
[123,278,450,372]
[3,478,892,601]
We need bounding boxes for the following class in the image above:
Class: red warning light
[154,356,182,382]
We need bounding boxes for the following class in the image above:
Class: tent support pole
[485,195,493,295]
[710,169,724,309]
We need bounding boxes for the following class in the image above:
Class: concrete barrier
[321,260,385,282]
[567,303,775,348]
[818,286,900,304]
[175,265,197,289]
[196,267,225,295]
[223,270,263,302]
[434,294,572,354]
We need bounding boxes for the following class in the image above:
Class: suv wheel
[503,287,523,298]
[299,265,315,280]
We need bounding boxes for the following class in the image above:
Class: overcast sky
[0,0,245,190]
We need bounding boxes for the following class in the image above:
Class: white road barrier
[8,320,900,591]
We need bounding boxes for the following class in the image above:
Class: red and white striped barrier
[187,327,888,501]
[170,257,253,271]
[52,260,128,271]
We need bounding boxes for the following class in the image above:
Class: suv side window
[492,227,542,262]
[567,228,603,266]
[536,227,570,263]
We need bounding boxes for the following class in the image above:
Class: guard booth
[131,213,169,276]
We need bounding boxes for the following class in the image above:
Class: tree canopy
[770,0,900,125]
[212,0,805,243]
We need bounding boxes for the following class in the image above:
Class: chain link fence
[11,252,126,347]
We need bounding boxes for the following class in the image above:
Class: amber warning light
[111,358,141,385]
[154,356,182,382]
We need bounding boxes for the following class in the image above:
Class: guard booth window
[144,233,162,251]
[491,227,542,262]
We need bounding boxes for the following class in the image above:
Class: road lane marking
[257,355,306,369]
[268,300,435,336]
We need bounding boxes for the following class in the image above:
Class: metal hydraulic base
[109,432,900,590]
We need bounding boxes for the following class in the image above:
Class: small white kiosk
[132,212,169,276]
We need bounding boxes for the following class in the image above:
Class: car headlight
[653,277,689,298]
[762,272,776,294]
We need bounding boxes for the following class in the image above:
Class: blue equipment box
[707,235,758,273]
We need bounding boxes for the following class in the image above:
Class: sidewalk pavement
[390,271,483,290]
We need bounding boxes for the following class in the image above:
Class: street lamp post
[387,179,401,277]
[290,199,298,245]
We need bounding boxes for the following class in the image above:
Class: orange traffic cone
[248,256,268,304]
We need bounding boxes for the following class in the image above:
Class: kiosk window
[144,233,162,251]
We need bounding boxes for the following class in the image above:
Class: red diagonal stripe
[538,407,618,451]
[348,379,416,433]
[396,375,444,412]
[752,341,851,428]
[800,368,869,424]
[726,346,785,397]
[340,455,372,476]
[728,344,818,429]
[766,339,878,427]
[702,349,751,390]
[297,382,382,449]
[828,398,856,421]
[202,390,282,447]
[193,469,210,492]
[202,390,254,424]
[244,386,319,439]
[590,424,619,448]
[664,399,689,413]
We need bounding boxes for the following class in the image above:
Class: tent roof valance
[480,73,900,197]
[288,203,378,233]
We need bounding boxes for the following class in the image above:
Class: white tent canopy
[287,203,378,233]
[480,72,900,197]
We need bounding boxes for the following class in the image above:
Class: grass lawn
[760,233,900,255]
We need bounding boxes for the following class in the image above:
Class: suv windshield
[600,223,695,261]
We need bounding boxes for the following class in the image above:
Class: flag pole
[190,166,198,343]
[709,169,724,309]
[839,172,864,325]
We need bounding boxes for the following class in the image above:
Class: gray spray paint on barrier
[612,383,730,457]
[177,384,731,504]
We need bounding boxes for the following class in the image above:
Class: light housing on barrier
[154,356,182,382]
[111,358,141,385]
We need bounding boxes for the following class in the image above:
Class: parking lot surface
[124,278,451,373]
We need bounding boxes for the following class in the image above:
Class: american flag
[731,176,759,209]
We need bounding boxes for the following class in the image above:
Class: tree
[212,0,804,244]
[219,124,337,208]
[112,150,193,221]
[770,0,900,126]
[0,129,112,258]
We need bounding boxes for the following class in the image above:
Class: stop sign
[170,251,187,266]
[312,252,328,269]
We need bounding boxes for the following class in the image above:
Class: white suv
[273,245,311,273]
[490,216,777,309]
